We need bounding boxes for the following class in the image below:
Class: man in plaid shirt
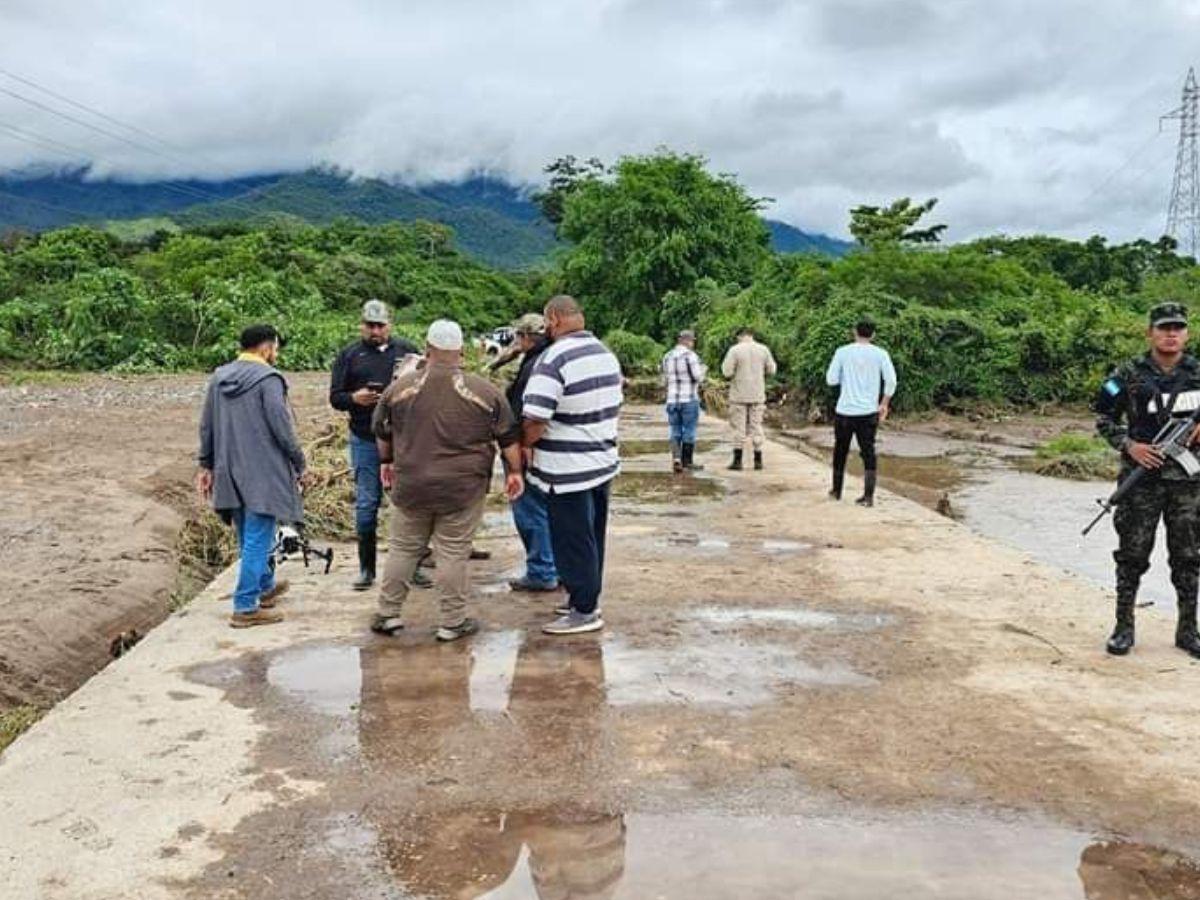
[660,329,707,473]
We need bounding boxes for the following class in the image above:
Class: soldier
[1096,302,1200,658]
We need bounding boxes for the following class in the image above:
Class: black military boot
[1106,600,1135,656]
[753,450,763,471]
[856,470,877,507]
[682,442,704,471]
[352,531,377,591]
[1175,598,1200,659]
[728,449,743,471]
[670,439,683,474]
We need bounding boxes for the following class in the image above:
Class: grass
[1027,433,1119,481]
[0,705,42,753]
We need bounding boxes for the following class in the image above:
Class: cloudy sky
[1,0,1198,241]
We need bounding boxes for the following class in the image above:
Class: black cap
[239,324,283,350]
[1150,302,1189,328]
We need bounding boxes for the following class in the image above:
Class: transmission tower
[1165,67,1200,257]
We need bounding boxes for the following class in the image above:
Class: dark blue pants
[666,400,700,444]
[349,431,383,536]
[547,482,611,616]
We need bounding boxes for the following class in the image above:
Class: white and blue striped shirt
[522,330,623,493]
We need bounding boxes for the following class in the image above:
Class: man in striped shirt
[661,329,706,473]
[522,295,623,635]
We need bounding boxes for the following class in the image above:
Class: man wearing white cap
[371,319,525,641]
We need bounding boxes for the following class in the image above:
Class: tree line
[2,149,1197,411]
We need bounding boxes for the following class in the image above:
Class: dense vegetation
[3,148,1200,412]
[0,218,536,370]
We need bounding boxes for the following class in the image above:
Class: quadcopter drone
[271,524,334,574]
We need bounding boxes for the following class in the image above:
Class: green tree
[849,198,947,249]
[556,150,771,339]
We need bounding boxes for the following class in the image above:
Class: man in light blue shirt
[825,319,898,507]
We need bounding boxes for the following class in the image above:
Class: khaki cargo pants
[378,493,486,628]
[728,401,765,450]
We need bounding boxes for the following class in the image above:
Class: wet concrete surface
[180,626,1200,899]
[786,424,1177,607]
[11,404,1200,899]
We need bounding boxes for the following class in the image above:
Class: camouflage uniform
[1095,350,1200,649]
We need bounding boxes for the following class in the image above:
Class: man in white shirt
[660,329,706,473]
[721,327,777,471]
[825,319,898,507]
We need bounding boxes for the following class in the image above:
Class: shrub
[603,329,666,376]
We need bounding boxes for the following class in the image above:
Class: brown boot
[258,579,290,609]
[230,609,284,629]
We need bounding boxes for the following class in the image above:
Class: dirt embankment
[0,372,331,713]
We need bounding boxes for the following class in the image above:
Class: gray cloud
[0,0,1198,241]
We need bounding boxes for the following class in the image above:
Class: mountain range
[0,168,852,268]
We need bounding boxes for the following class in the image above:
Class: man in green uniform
[1096,302,1200,658]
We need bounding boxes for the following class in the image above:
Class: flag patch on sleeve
[1103,379,1121,396]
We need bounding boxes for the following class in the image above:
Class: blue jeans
[349,431,383,536]
[666,400,700,444]
[232,509,276,613]
[511,482,558,585]
[547,482,610,615]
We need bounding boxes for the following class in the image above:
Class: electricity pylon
[1164,68,1200,257]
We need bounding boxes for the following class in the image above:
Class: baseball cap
[1150,302,1189,328]
[362,299,390,324]
[426,319,464,351]
[678,329,696,341]
[513,313,547,335]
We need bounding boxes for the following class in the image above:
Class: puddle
[468,629,521,713]
[612,471,726,502]
[760,539,812,554]
[620,438,717,457]
[603,633,873,705]
[267,644,361,716]
[692,606,887,630]
[375,809,1200,900]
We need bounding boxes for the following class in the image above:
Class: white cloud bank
[1,0,1199,240]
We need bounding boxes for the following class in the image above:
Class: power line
[0,75,331,223]
[0,120,282,217]
[0,67,183,153]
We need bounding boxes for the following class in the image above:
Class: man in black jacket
[490,313,559,592]
[329,300,419,590]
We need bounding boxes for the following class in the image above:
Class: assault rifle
[272,524,334,574]
[1082,406,1200,536]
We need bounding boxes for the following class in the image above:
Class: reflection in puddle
[469,629,521,713]
[620,438,717,457]
[267,644,361,716]
[612,470,725,502]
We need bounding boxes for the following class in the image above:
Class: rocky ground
[3,399,1200,898]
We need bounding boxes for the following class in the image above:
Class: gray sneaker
[543,611,604,635]
[555,604,602,616]
[436,617,480,642]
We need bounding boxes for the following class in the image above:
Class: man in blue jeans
[491,314,559,592]
[197,324,308,628]
[329,300,420,590]
[660,329,706,473]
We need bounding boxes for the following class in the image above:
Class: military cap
[1150,302,1189,327]
[512,313,547,335]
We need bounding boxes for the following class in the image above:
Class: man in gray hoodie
[197,324,309,628]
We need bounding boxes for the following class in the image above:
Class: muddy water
[788,427,1177,606]
[199,628,1200,899]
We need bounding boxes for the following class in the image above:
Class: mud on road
[5,401,1200,897]
[0,373,330,713]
